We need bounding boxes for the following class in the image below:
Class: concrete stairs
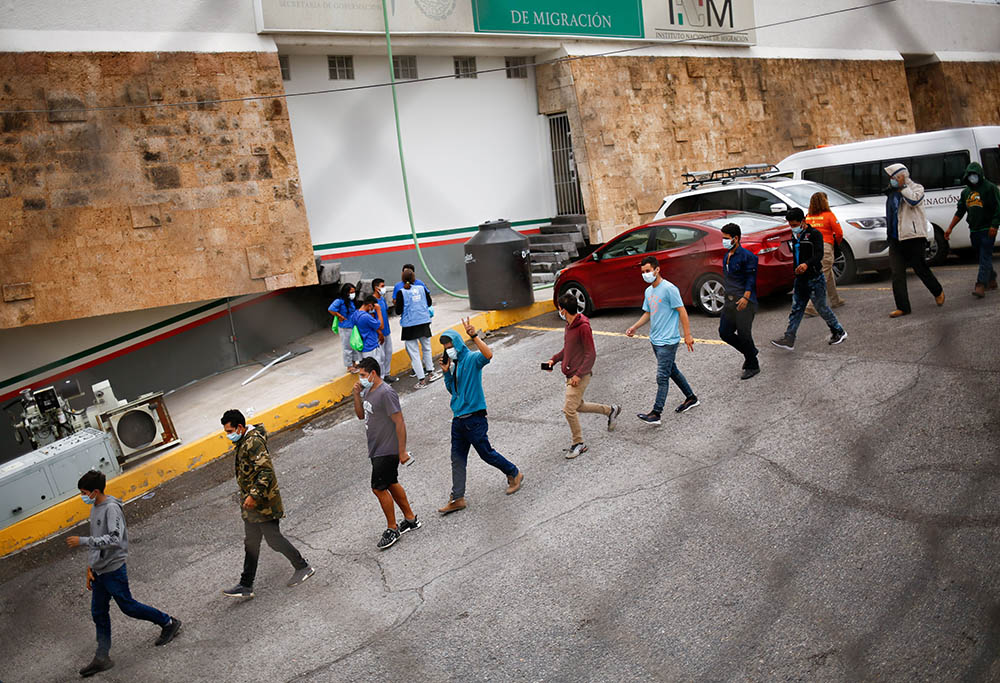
[528,214,587,285]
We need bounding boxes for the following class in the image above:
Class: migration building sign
[471,1,644,39]
[254,0,756,45]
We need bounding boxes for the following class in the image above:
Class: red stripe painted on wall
[319,228,542,260]
[0,290,284,403]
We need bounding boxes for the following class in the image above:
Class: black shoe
[770,336,795,351]
[675,395,700,413]
[154,618,182,646]
[829,329,848,345]
[377,527,401,550]
[637,412,662,425]
[287,565,315,587]
[79,657,114,677]
[222,584,254,598]
[398,515,423,534]
[383,376,399,384]
[740,368,760,380]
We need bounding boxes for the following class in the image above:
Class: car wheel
[558,282,593,316]
[924,226,949,266]
[694,274,726,317]
[832,243,857,285]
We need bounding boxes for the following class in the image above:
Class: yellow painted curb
[0,300,555,557]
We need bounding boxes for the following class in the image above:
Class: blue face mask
[967,173,980,185]
[791,226,803,237]
[359,375,373,389]
[226,431,241,443]
[722,238,734,250]
[889,178,900,188]
[81,494,96,505]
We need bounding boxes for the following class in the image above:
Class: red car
[554,211,794,317]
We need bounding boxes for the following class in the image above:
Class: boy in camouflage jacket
[221,409,314,598]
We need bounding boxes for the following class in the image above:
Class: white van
[777,127,1000,265]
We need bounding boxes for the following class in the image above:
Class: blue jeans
[651,343,694,414]
[970,230,998,285]
[785,274,844,340]
[91,564,170,657]
[450,414,518,500]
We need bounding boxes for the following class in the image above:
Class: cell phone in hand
[541,362,552,371]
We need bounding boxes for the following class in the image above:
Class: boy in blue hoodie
[437,318,523,514]
[67,470,181,677]
[350,296,385,365]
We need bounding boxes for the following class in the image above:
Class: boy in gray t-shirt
[352,356,423,550]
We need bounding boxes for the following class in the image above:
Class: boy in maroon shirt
[544,293,620,459]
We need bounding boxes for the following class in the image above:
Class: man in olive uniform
[221,409,314,598]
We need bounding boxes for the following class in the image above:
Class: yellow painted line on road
[0,300,556,558]
[517,324,727,345]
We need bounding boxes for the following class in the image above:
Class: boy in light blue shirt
[626,255,699,425]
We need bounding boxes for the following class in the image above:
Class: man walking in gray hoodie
[67,470,181,677]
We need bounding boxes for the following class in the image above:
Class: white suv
[654,177,926,284]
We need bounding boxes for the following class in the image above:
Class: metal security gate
[548,113,585,215]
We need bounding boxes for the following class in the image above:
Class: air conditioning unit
[96,392,179,463]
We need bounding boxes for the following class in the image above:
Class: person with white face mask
[625,255,698,425]
[544,293,620,459]
[370,277,398,383]
[352,356,422,550]
[718,222,760,380]
[883,163,944,318]
[945,161,1000,298]
[66,469,182,677]
[328,282,361,373]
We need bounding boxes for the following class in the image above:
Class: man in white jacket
[884,163,945,318]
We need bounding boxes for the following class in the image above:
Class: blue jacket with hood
[440,329,490,417]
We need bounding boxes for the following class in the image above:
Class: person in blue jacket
[395,268,438,389]
[350,296,384,364]
[371,278,397,383]
[392,263,427,300]
[329,282,360,373]
[437,318,523,515]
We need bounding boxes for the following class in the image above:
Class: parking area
[1,261,999,682]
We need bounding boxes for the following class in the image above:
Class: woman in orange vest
[804,192,845,314]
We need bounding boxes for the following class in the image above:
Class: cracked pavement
[1,262,999,682]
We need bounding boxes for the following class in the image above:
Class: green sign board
[472,0,645,39]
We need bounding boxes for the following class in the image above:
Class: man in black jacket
[718,222,760,379]
[771,208,847,350]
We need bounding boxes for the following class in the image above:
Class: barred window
[393,55,418,80]
[278,55,291,81]
[453,56,477,79]
[328,55,354,80]
[505,56,532,79]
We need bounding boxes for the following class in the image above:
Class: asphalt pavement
[2,261,999,682]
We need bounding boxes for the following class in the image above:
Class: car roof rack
[682,164,782,189]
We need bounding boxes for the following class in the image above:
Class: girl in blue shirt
[329,282,361,373]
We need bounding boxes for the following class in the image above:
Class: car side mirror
[770,203,788,215]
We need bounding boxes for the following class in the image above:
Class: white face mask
[722,238,734,250]
[558,310,566,321]
[642,271,656,284]
[348,293,356,300]
[446,347,458,360]
[377,287,385,296]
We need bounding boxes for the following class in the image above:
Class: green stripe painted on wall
[312,218,550,252]
[0,298,231,392]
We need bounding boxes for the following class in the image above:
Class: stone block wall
[907,61,1000,133]
[0,52,316,329]
[537,56,916,241]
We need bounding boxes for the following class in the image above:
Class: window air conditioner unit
[96,392,180,463]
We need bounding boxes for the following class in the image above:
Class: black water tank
[465,219,533,311]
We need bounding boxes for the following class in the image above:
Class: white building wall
[283,52,557,253]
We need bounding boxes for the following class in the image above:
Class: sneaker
[414,378,431,390]
[377,528,400,550]
[79,656,114,678]
[154,618,182,646]
[438,497,467,514]
[565,443,588,459]
[770,336,795,351]
[287,565,315,587]
[383,376,399,384]
[400,451,415,467]
[829,329,848,345]
[740,368,760,381]
[637,411,662,425]
[676,396,700,414]
[398,515,423,534]
[425,370,442,383]
[222,584,254,599]
[606,404,621,432]
[506,471,524,494]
